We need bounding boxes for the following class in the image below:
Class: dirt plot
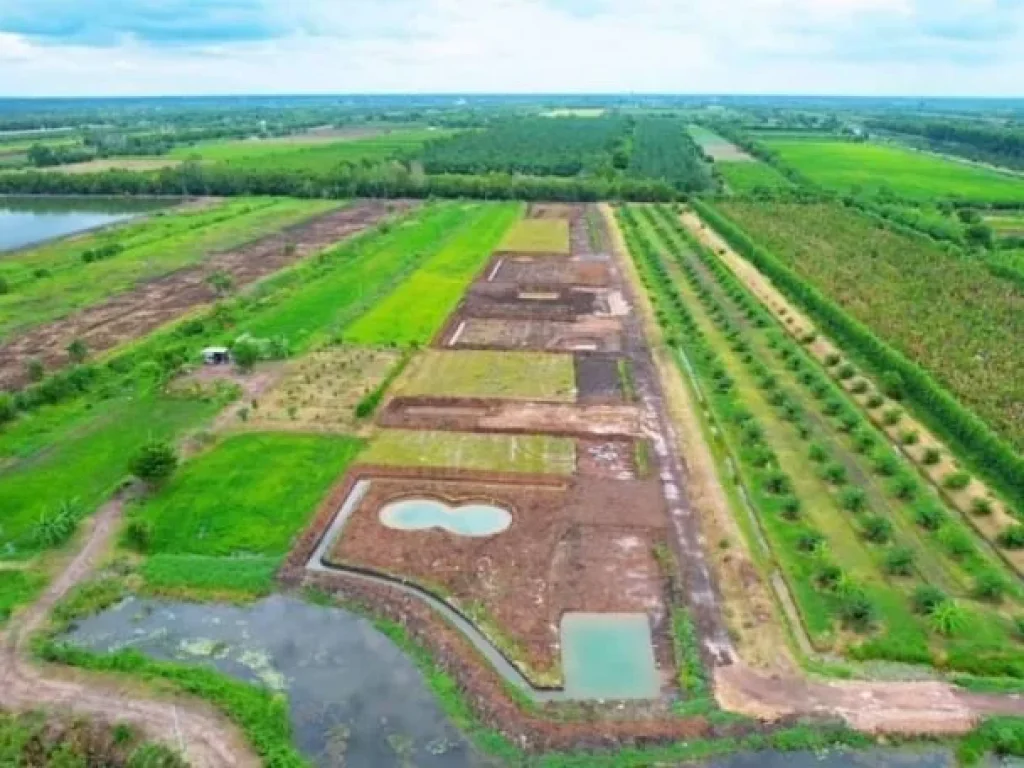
[381,397,643,438]
[244,346,401,435]
[490,256,611,287]
[575,353,625,403]
[527,203,583,220]
[448,316,623,353]
[0,200,417,390]
[460,283,603,321]
[325,472,671,687]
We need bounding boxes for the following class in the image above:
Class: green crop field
[397,349,576,401]
[126,433,363,557]
[986,212,1024,237]
[343,202,521,345]
[718,161,794,193]
[714,201,1024,451]
[171,129,446,172]
[0,197,339,340]
[763,138,1024,202]
[498,218,570,253]
[362,429,576,475]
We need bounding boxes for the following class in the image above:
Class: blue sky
[0,0,1021,96]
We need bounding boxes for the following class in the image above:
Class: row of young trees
[0,161,680,202]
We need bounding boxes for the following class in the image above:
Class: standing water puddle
[61,594,490,767]
[380,498,512,537]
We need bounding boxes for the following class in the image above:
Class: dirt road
[0,494,259,767]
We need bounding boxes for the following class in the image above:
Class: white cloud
[0,0,1020,96]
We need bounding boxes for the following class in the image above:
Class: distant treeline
[868,117,1024,171]
[0,163,679,202]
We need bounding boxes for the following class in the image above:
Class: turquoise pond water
[561,612,661,700]
[379,498,512,537]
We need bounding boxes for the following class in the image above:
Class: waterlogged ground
[62,594,490,768]
[61,594,960,768]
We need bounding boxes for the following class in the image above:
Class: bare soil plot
[395,349,576,402]
[244,346,402,435]
[490,256,611,286]
[527,203,582,220]
[460,283,601,321]
[380,398,643,439]
[0,200,416,389]
[575,353,625,403]
[687,125,754,162]
[447,316,623,353]
[324,473,671,687]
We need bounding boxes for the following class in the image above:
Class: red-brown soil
[490,256,611,287]
[324,472,671,687]
[0,200,417,390]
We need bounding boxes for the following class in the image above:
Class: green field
[343,203,521,345]
[171,129,446,172]
[0,394,222,557]
[362,429,576,475]
[0,197,340,341]
[397,349,576,401]
[986,212,1024,237]
[715,201,1024,451]
[763,139,1024,202]
[687,125,752,162]
[127,433,363,557]
[718,161,794,193]
[498,218,571,253]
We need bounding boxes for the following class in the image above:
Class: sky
[0,0,1021,97]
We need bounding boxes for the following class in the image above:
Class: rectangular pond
[0,196,171,253]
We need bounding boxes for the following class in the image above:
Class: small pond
[380,498,512,537]
[0,196,169,252]
[61,595,960,768]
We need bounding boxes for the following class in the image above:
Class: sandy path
[0,495,259,767]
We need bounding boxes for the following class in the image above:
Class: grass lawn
[128,433,363,557]
[140,553,281,598]
[362,429,576,475]
[498,219,571,254]
[344,203,521,346]
[986,212,1024,238]
[763,139,1024,203]
[0,394,222,557]
[0,570,47,624]
[719,161,794,193]
[397,349,576,401]
[0,197,339,341]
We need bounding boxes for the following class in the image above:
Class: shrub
[26,359,45,383]
[884,546,915,576]
[741,422,764,445]
[797,531,825,553]
[888,474,918,501]
[881,370,906,400]
[974,572,1007,603]
[0,276,8,294]
[32,499,84,548]
[912,501,947,531]
[779,495,802,520]
[938,526,974,560]
[929,600,969,637]
[882,407,903,426]
[862,515,893,544]
[836,363,856,380]
[911,585,947,615]
[971,497,993,516]
[129,440,179,487]
[0,393,15,424]
[901,430,919,445]
[761,470,792,495]
[801,332,817,344]
[824,353,841,367]
[821,461,847,485]
[231,338,261,373]
[839,487,867,513]
[814,564,843,591]
[850,380,869,394]
[998,525,1024,550]
[808,443,828,463]
[837,588,875,632]
[66,338,88,364]
[922,447,941,465]
[865,394,884,409]
[871,449,899,477]
[943,471,972,491]
[749,446,775,468]
[852,429,876,454]
[122,518,153,553]
[1015,617,1024,640]
[823,399,843,416]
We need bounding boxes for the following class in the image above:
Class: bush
[971,497,993,516]
[888,474,918,501]
[231,338,261,373]
[824,353,841,367]
[882,407,903,426]
[998,525,1024,550]
[761,470,792,495]
[839,487,867,513]
[884,546,915,576]
[837,588,875,632]
[0,276,9,294]
[814,563,843,591]
[66,338,88,364]
[836,363,856,380]
[852,429,876,454]
[862,515,893,544]
[797,531,825,553]
[922,447,941,465]
[871,449,899,477]
[850,380,869,394]
[26,359,45,383]
[0,393,16,424]
[821,461,847,485]
[866,394,884,409]
[129,440,179,487]
[938,526,974,559]
[944,471,972,491]
[880,370,906,400]
[901,429,919,445]
[32,499,85,548]
[974,572,1007,603]
[807,443,828,463]
[779,495,802,520]
[929,600,969,637]
[911,585,947,615]
[913,500,947,531]
[122,518,153,553]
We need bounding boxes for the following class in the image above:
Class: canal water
[62,594,961,767]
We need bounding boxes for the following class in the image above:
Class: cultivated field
[497,217,571,254]
[396,349,577,401]
[763,138,1024,202]
[688,125,753,162]
[718,161,794,193]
